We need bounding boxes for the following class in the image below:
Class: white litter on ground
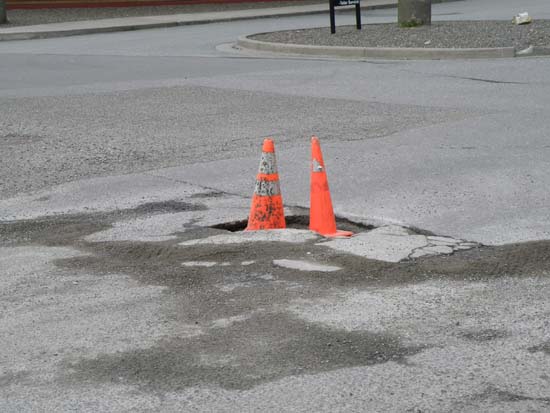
[210,313,254,328]
[182,261,218,267]
[273,259,341,272]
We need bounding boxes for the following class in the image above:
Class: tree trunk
[0,0,7,24]
[398,0,431,27]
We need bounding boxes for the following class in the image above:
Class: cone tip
[311,136,323,160]
[262,138,275,153]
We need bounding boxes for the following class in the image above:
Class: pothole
[210,214,374,233]
[207,215,475,262]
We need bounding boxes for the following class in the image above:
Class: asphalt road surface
[2,0,550,411]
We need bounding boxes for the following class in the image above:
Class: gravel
[252,20,550,50]
[1,0,322,27]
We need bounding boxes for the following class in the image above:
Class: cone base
[245,222,286,231]
[244,227,286,232]
[313,229,353,238]
[245,194,286,231]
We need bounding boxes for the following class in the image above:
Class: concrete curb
[532,46,550,55]
[237,35,519,60]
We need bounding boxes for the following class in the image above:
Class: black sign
[334,0,359,6]
[329,0,362,34]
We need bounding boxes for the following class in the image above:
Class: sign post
[330,0,361,34]
[0,0,6,24]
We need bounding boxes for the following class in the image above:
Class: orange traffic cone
[309,136,353,238]
[245,138,286,230]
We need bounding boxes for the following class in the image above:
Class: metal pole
[355,3,362,30]
[0,0,7,24]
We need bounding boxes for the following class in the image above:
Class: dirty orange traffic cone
[309,136,353,238]
[245,138,286,230]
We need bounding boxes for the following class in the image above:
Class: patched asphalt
[2,197,550,411]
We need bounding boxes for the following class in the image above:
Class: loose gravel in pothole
[251,20,550,50]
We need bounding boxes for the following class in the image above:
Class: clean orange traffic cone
[309,136,353,238]
[245,138,286,230]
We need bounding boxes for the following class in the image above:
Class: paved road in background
[2,0,550,244]
[2,0,550,411]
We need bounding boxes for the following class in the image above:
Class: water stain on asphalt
[63,313,425,391]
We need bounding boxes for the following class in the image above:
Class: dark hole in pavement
[63,313,425,392]
[209,218,248,232]
[211,214,374,233]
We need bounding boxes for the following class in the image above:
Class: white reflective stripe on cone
[258,152,278,174]
[254,180,281,196]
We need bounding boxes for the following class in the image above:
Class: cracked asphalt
[2,0,550,410]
